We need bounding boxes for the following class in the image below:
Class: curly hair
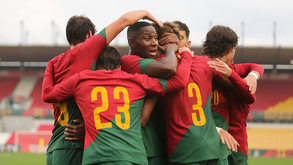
[202,25,238,58]
[151,21,180,45]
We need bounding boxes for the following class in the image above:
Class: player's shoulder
[49,52,66,64]
[195,55,210,60]
[121,54,143,61]
[228,63,237,70]
[192,54,211,63]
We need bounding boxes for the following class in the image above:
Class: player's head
[152,21,180,45]
[127,21,158,59]
[203,25,238,62]
[96,46,121,70]
[173,21,191,48]
[66,15,96,47]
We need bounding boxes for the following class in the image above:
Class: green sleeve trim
[98,28,106,40]
[158,78,167,92]
[90,60,97,70]
[138,58,156,74]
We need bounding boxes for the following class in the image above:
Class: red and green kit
[161,55,223,164]
[42,29,107,154]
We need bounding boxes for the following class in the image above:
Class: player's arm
[83,10,163,60]
[146,33,182,78]
[165,47,193,92]
[106,10,163,44]
[231,63,264,94]
[228,70,256,104]
[159,33,182,51]
[146,43,178,78]
[137,48,192,95]
[42,60,58,103]
[207,58,232,89]
[140,49,192,125]
[217,127,239,152]
[42,73,77,103]
[232,63,264,78]
[42,68,85,141]
[208,59,256,104]
[141,95,158,127]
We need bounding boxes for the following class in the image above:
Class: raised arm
[137,48,192,96]
[165,47,193,92]
[106,10,163,44]
[146,43,178,78]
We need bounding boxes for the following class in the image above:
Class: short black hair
[173,21,190,38]
[66,15,96,46]
[96,46,121,70]
[127,21,152,39]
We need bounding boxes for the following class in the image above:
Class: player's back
[67,69,167,165]
[211,82,230,128]
[161,55,222,163]
[45,32,107,154]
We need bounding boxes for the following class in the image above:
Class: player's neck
[71,43,82,49]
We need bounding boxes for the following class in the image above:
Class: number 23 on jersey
[91,86,130,131]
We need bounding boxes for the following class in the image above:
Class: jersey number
[188,83,206,126]
[91,86,130,130]
[57,102,69,126]
[211,90,219,106]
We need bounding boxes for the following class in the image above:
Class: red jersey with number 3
[161,55,224,163]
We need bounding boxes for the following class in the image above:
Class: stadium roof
[0,46,292,68]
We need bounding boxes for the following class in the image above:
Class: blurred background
[0,0,292,164]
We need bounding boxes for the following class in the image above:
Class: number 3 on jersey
[188,83,206,126]
[57,102,69,126]
[91,86,130,130]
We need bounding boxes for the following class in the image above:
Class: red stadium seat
[22,78,52,117]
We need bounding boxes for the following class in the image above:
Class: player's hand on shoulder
[208,58,232,78]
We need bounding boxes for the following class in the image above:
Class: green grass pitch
[0,152,293,165]
[0,152,46,165]
[249,157,293,165]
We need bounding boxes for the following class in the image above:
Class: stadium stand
[248,127,293,150]
[251,80,293,112]
[249,74,293,123]
[247,126,293,157]
[22,78,53,118]
[0,77,19,110]
[37,124,54,131]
